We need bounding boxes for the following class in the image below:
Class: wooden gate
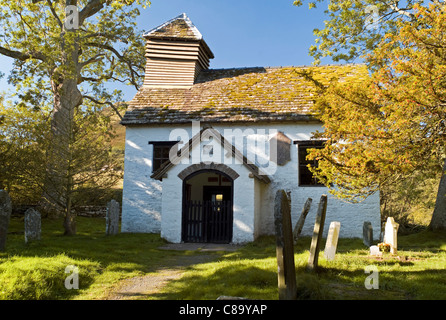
[182,200,233,243]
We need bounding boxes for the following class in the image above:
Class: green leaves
[0,0,149,106]
[306,2,446,202]
[0,1,147,225]
[294,0,425,64]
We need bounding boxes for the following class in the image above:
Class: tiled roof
[121,64,366,125]
[143,13,202,40]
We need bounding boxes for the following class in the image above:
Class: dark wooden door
[182,200,233,243]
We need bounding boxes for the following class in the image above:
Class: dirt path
[106,254,216,300]
[105,244,240,300]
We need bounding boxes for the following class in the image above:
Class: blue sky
[140,0,328,68]
[0,0,330,101]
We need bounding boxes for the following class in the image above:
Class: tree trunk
[47,78,82,235]
[63,186,76,236]
[40,26,83,235]
[429,158,446,231]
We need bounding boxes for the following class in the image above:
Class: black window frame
[149,141,178,173]
[294,140,326,186]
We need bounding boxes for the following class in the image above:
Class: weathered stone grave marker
[369,245,382,257]
[25,208,41,243]
[363,221,373,247]
[293,198,312,243]
[106,199,120,235]
[324,221,340,261]
[0,190,12,251]
[274,189,297,300]
[307,194,328,272]
[383,217,399,254]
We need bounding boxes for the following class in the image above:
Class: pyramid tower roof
[144,13,203,40]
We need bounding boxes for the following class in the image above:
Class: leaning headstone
[274,189,297,300]
[24,208,41,243]
[307,194,328,272]
[363,221,373,247]
[383,217,399,254]
[216,296,249,300]
[0,190,12,251]
[106,199,120,235]
[324,221,340,261]
[293,198,312,243]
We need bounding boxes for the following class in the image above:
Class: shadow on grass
[1,217,224,299]
[2,217,445,300]
[150,265,278,300]
[149,232,446,300]
[4,217,186,270]
[314,264,446,300]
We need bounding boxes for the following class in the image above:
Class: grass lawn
[0,216,202,300]
[156,233,446,300]
[0,216,445,300]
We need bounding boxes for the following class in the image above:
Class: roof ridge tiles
[204,63,364,72]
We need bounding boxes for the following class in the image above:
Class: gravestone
[24,208,41,243]
[274,189,297,300]
[369,245,381,257]
[363,221,373,247]
[293,198,312,243]
[0,190,12,251]
[216,296,249,300]
[324,221,341,261]
[307,194,328,272]
[383,217,399,254]
[106,199,120,235]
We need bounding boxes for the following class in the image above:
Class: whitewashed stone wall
[121,122,381,242]
[293,189,380,239]
[121,126,167,233]
[160,159,256,243]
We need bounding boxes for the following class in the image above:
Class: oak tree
[0,0,149,234]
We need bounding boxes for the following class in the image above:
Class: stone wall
[12,205,110,218]
[75,206,108,218]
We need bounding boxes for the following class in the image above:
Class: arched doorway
[182,169,234,243]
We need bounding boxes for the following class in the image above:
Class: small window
[149,141,178,172]
[294,140,326,186]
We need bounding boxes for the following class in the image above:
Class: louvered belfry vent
[143,13,214,88]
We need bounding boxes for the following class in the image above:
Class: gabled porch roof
[150,126,271,184]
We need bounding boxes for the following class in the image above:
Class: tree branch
[79,0,105,26]
[85,42,141,90]
[0,46,46,62]
[79,53,106,68]
[83,95,124,120]
[389,1,416,20]
[81,32,129,44]
[46,0,63,29]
